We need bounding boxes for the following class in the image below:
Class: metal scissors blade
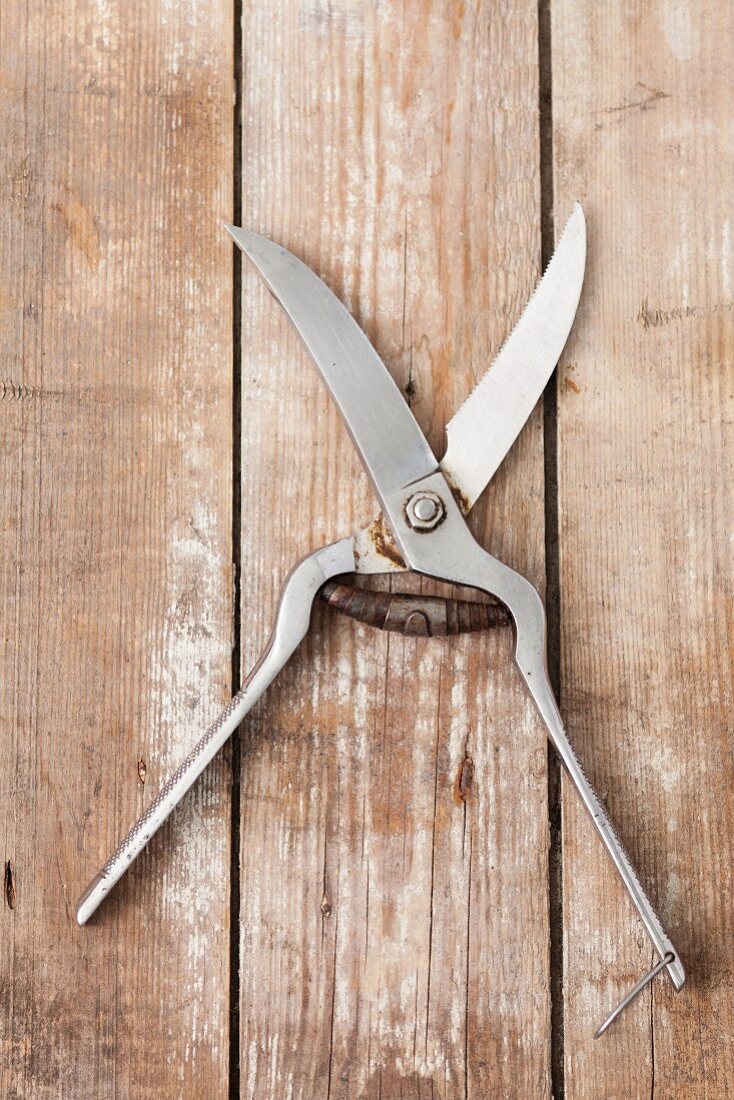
[225,226,439,510]
[230,209,584,575]
[442,202,586,510]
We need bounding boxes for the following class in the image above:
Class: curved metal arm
[76,538,356,925]
[508,571,685,983]
[386,470,685,1037]
[441,538,685,1033]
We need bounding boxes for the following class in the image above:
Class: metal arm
[76,537,356,925]
[505,565,686,1017]
[384,471,685,1037]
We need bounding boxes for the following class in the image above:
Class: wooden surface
[1,1,732,1097]
[0,0,234,1096]
[553,3,734,1095]
[238,2,549,1097]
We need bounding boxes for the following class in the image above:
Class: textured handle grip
[76,539,357,925]
[321,580,510,637]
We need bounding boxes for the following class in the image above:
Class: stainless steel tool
[76,206,685,1037]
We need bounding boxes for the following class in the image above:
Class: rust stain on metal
[442,472,471,515]
[5,860,16,910]
[367,514,405,568]
[137,757,147,785]
[454,754,474,805]
[454,486,471,514]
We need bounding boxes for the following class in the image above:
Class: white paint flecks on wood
[0,0,234,1094]
[554,1,734,1094]
[5,0,733,1093]
[238,2,550,1096]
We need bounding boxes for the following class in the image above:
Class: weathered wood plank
[553,2,734,1093]
[239,2,550,1096]
[0,1,233,1094]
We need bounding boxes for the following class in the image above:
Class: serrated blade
[227,226,438,514]
[440,203,586,510]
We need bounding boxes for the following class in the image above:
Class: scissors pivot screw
[406,491,445,530]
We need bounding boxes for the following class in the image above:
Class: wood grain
[553,1,734,1094]
[6,1,731,1093]
[0,1,234,1094]
[238,2,551,1096]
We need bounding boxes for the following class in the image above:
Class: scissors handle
[506,572,685,987]
[480,559,685,1034]
[518,637,686,1032]
[407,501,686,1036]
[76,538,355,924]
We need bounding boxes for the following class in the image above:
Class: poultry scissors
[77,205,684,1037]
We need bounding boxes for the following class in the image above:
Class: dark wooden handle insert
[321,580,510,637]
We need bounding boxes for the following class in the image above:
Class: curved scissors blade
[230,207,585,575]
[227,227,438,513]
[441,203,586,510]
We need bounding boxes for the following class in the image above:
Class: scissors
[76,205,684,1038]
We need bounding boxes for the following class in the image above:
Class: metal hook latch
[594,952,677,1039]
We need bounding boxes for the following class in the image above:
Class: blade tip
[224,223,248,249]
[569,201,586,233]
[560,202,586,266]
[224,225,279,265]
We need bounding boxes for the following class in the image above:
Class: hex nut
[405,491,445,531]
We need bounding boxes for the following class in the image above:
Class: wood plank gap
[230,0,244,1094]
[539,0,565,1095]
